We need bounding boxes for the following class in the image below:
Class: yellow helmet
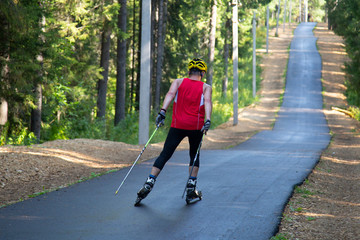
[188,58,207,73]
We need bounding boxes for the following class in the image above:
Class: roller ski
[185,178,202,205]
[134,176,156,206]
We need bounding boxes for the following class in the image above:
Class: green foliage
[109,112,140,145]
[348,106,360,121]
[327,0,360,106]
[310,0,326,22]
[0,122,38,146]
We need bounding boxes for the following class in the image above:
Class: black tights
[153,128,203,170]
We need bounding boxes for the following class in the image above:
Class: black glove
[201,120,211,134]
[156,109,166,127]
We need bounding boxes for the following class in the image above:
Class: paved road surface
[0,23,330,240]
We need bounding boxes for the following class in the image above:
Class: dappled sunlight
[257,48,290,54]
[323,156,360,165]
[323,62,345,67]
[263,49,291,55]
[322,156,360,165]
[323,91,347,100]
[295,211,360,220]
[330,143,360,149]
[321,79,346,90]
[319,50,347,57]
[322,70,345,76]
[317,41,345,48]
[237,117,271,127]
[0,148,129,169]
[312,195,360,207]
[323,109,346,116]
[279,108,326,114]
[260,89,284,95]
[206,136,234,143]
[250,107,278,114]
[241,110,274,119]
[318,50,347,56]
[313,169,360,181]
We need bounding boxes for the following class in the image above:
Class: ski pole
[182,133,205,199]
[115,124,160,195]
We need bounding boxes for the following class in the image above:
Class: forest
[1,0,347,146]
[327,0,360,108]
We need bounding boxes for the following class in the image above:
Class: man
[135,58,212,205]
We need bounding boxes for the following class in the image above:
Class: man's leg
[185,130,203,200]
[136,128,185,203]
[152,128,185,172]
[188,130,203,177]
[189,166,199,178]
[150,167,161,177]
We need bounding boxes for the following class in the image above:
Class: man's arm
[203,84,212,121]
[161,78,183,111]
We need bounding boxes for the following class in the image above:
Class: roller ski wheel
[134,187,148,207]
[134,185,150,207]
[134,196,143,206]
[134,176,155,207]
[186,190,202,205]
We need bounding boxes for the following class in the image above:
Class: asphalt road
[0,22,330,240]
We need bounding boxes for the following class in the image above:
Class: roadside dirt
[275,23,360,240]
[1,22,358,240]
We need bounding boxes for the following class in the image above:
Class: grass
[282,213,293,223]
[28,187,51,198]
[307,216,316,221]
[270,233,291,240]
[295,185,315,198]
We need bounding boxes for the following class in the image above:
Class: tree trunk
[115,0,127,126]
[31,83,42,142]
[276,0,280,36]
[130,0,137,111]
[207,0,217,86]
[135,0,142,111]
[222,17,230,98]
[0,98,8,126]
[0,10,9,135]
[151,0,157,109]
[30,13,45,142]
[232,1,239,126]
[97,22,112,119]
[154,0,168,113]
[0,58,9,127]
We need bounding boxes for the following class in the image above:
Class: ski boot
[134,176,156,206]
[185,178,202,205]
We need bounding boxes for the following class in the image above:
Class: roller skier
[135,58,212,206]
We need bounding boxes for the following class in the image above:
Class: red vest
[171,78,205,130]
